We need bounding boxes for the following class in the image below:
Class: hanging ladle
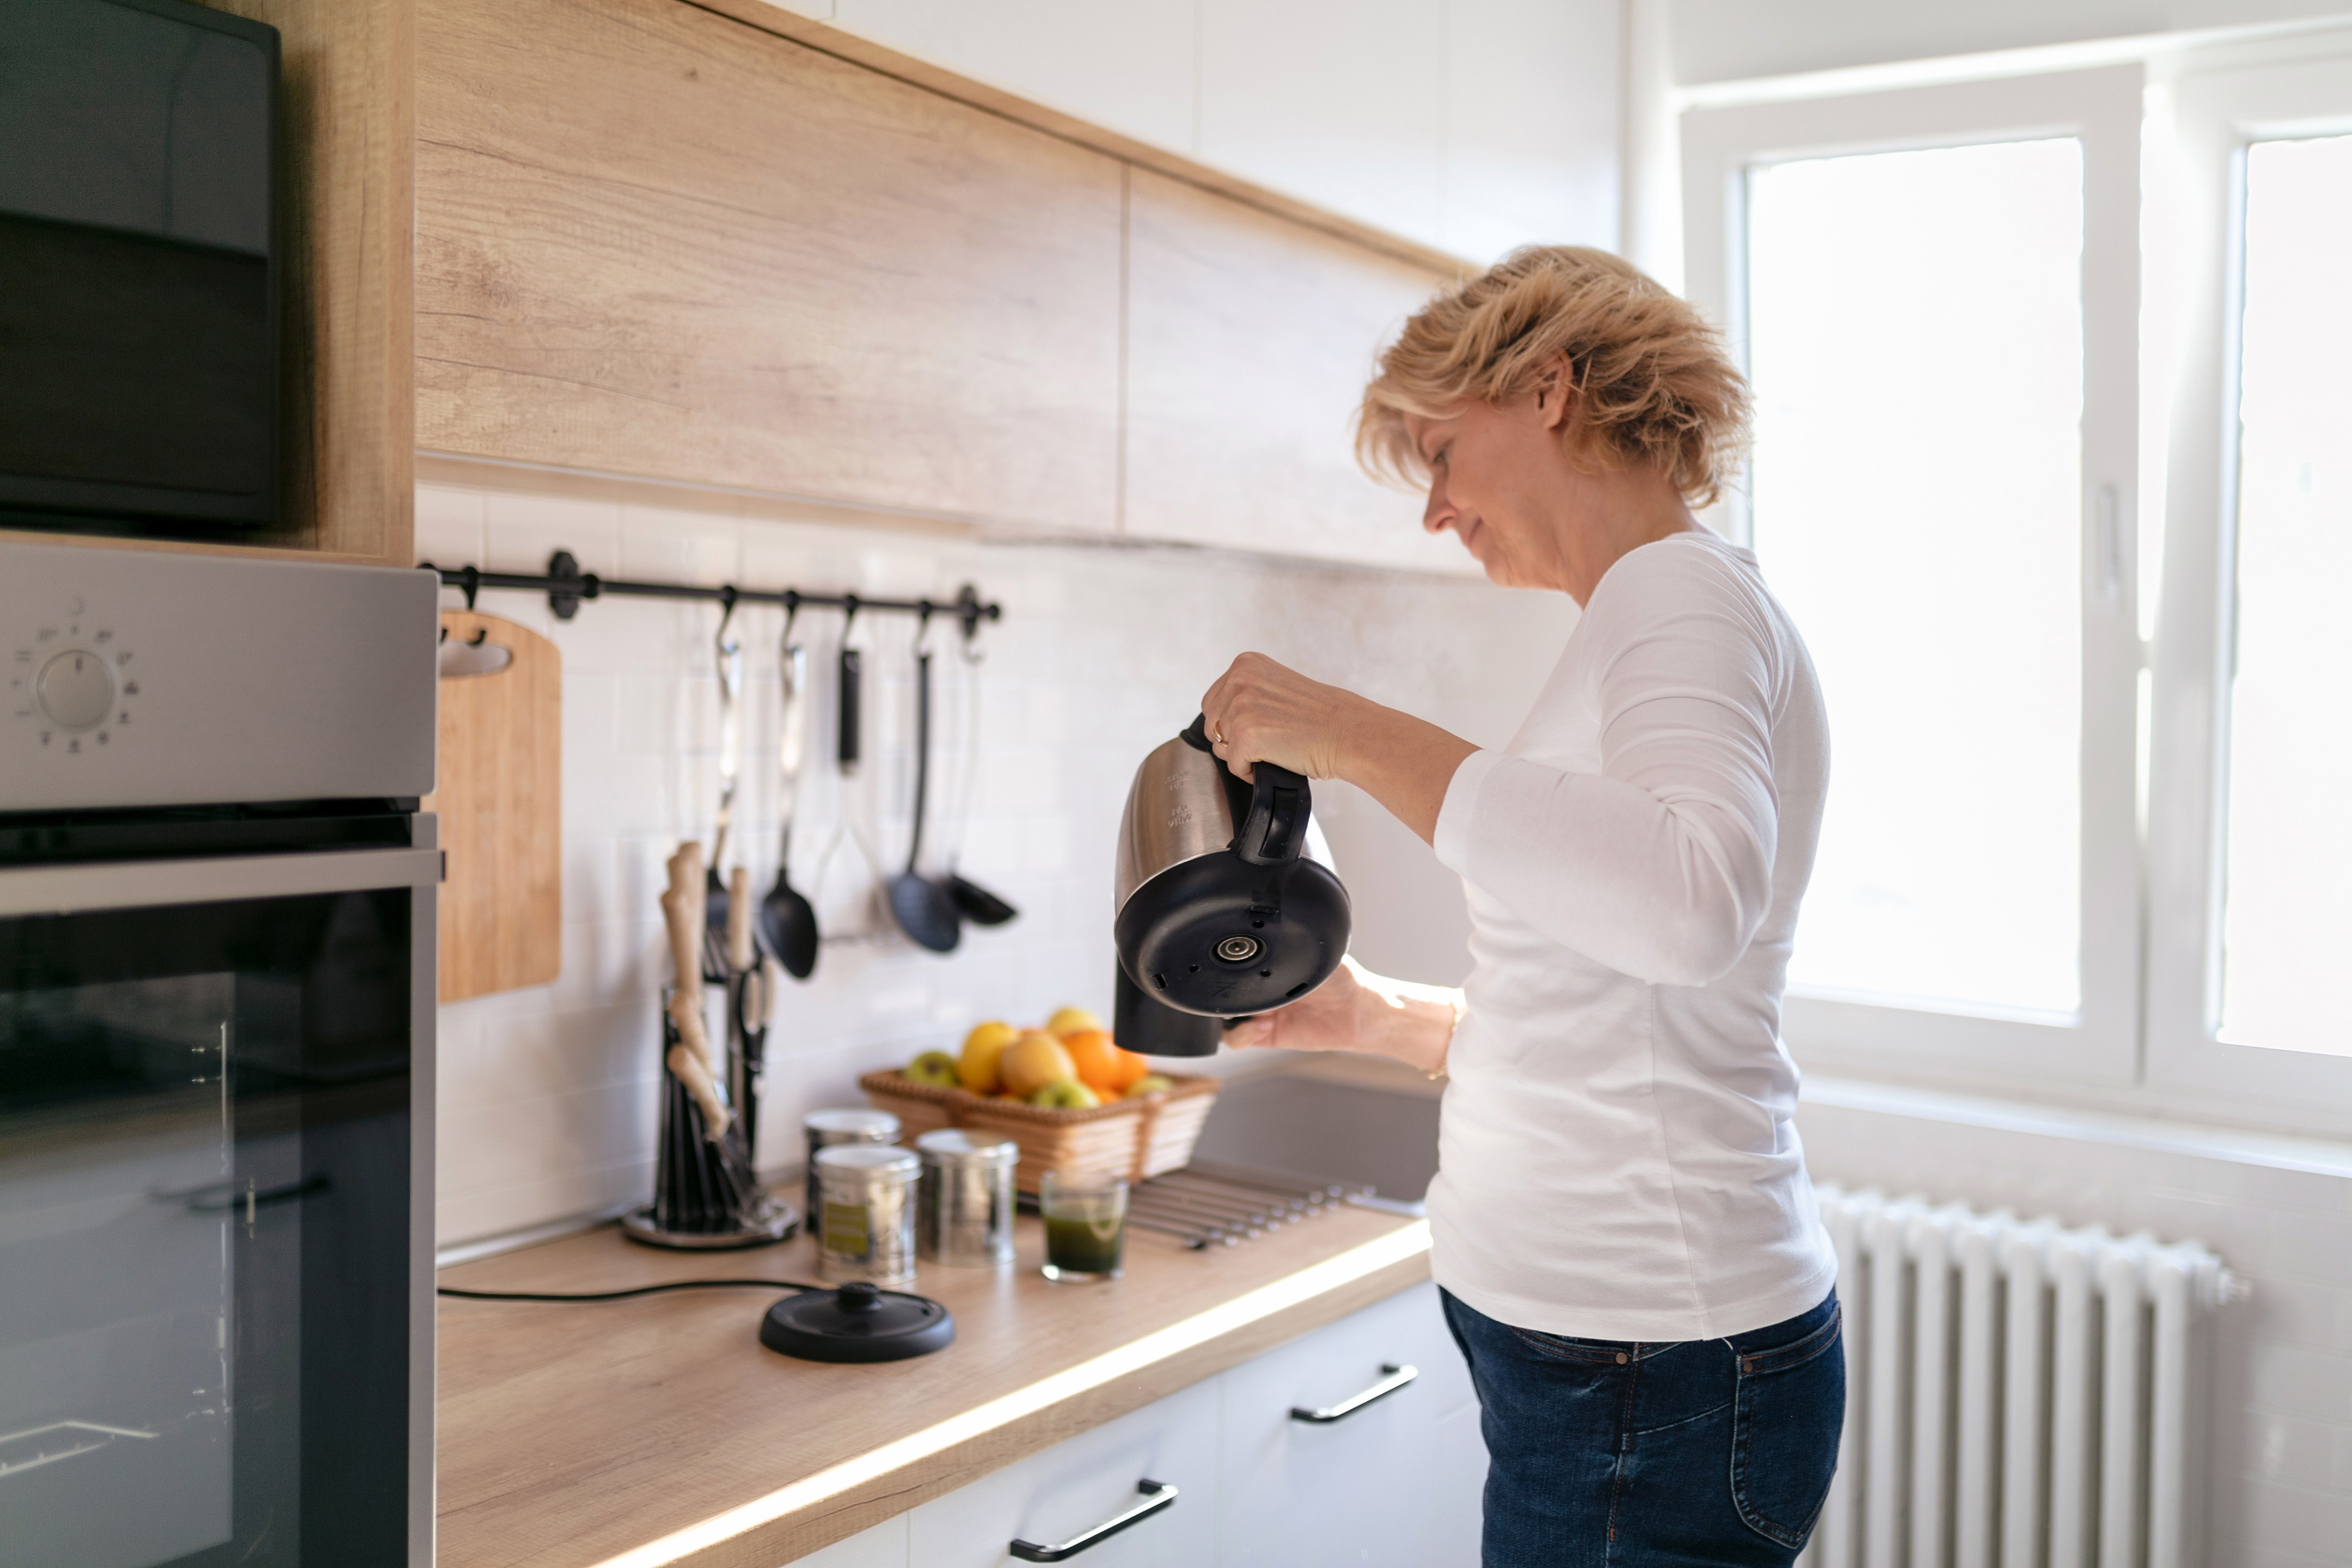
[756,601,820,978]
[886,611,963,953]
[941,609,1016,927]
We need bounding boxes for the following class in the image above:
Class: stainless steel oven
[1,543,437,1567]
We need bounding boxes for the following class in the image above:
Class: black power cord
[437,1278,824,1303]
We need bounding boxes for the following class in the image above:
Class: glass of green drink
[1039,1172,1127,1282]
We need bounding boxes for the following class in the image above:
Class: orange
[1064,1030,1148,1094]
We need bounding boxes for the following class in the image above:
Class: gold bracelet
[1424,995,1466,1081]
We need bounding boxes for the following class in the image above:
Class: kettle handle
[1182,714,1310,867]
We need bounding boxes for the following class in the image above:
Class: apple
[1031,1079,1100,1110]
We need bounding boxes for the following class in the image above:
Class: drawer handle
[1290,1362,1418,1423]
[1010,1480,1177,1563]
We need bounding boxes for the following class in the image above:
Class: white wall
[1799,1085,2352,1566]
[415,476,1572,1246]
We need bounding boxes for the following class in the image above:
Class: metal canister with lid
[803,1107,900,1227]
[814,1143,921,1287]
[914,1129,1019,1266]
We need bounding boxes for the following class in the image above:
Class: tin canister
[803,1107,900,1229]
[915,1129,1019,1266]
[814,1143,920,1286]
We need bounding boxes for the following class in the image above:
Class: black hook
[716,584,739,641]
[841,592,860,638]
[460,565,480,612]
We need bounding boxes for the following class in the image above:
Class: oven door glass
[0,886,412,1568]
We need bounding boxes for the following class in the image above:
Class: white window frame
[2143,48,2352,1128]
[1679,68,2147,1093]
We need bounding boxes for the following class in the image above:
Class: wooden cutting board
[426,610,562,1002]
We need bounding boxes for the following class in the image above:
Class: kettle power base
[759,1281,957,1362]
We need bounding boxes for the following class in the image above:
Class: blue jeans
[1440,1288,1844,1567]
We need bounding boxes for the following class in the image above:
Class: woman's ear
[1533,353,1577,431]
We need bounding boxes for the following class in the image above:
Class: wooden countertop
[436,1203,1431,1567]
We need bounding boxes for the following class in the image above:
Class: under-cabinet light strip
[584,1219,1433,1568]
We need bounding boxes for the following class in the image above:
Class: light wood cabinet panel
[414,0,1123,536]
[1123,169,1475,576]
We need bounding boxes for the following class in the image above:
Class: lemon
[1045,1006,1104,1037]
[958,1021,1020,1094]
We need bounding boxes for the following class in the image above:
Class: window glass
[2218,133,2352,1056]
[1747,138,2086,1018]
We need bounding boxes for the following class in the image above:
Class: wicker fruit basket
[859,1069,1220,1195]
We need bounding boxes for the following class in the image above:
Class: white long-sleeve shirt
[1426,529,1836,1342]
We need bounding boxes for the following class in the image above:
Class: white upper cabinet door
[1124,169,1476,575]
[830,0,1198,152]
[1442,0,1622,261]
[1199,0,1448,247]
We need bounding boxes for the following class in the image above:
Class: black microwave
[0,0,280,532]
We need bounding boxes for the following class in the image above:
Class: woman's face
[1408,389,1578,592]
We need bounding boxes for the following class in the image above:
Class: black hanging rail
[422,550,1003,635]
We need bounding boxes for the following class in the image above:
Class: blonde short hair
[1357,246,1751,507]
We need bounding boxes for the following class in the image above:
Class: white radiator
[1800,1186,2244,1568]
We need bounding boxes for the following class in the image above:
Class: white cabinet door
[908,1378,1218,1568]
[1217,1281,1483,1567]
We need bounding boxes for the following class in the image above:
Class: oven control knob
[36,648,115,731]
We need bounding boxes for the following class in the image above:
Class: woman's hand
[1200,654,1481,848]
[1227,957,1459,1076]
[1200,652,1361,783]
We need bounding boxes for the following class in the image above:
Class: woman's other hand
[1227,957,1459,1076]
[1200,652,1359,783]
[1226,956,1368,1053]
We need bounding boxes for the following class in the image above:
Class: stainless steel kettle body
[1111,716,1350,1056]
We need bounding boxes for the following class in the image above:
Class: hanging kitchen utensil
[705,594,745,953]
[425,609,562,1001]
[836,596,862,774]
[942,609,1018,928]
[757,607,820,979]
[886,616,962,953]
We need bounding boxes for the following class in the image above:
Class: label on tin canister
[823,1200,872,1258]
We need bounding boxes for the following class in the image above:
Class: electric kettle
[1111,715,1351,1056]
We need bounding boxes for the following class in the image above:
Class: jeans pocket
[1730,1305,1845,1549]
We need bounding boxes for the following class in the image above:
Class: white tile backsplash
[422,479,1573,1247]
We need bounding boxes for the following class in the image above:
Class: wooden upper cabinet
[414,0,1123,535]
[1123,169,1473,576]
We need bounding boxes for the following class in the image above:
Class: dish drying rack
[1116,1163,1376,1251]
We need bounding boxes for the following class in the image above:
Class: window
[2144,53,2352,1125]
[1745,138,2086,1019]
[2215,133,2352,1057]
[1681,68,2146,1088]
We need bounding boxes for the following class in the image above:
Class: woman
[1201,247,1842,1566]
